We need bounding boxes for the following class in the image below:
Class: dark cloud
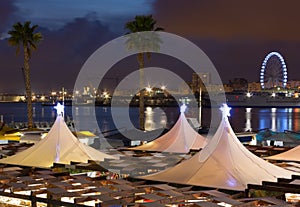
[0,40,23,92]
[0,0,19,35]
[152,0,300,83]
[0,15,117,93]
[1,0,299,93]
[192,38,300,83]
[153,0,300,41]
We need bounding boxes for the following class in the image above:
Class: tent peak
[220,103,231,118]
[180,104,187,113]
[54,102,65,117]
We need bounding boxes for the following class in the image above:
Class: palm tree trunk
[138,53,145,131]
[23,45,33,129]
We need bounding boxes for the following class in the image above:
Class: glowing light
[103,91,110,98]
[180,104,187,113]
[226,176,237,187]
[271,92,276,97]
[20,96,26,101]
[285,193,300,203]
[220,103,231,118]
[161,85,166,90]
[260,51,288,89]
[146,106,153,114]
[54,102,64,116]
[246,92,252,98]
[145,86,152,92]
[217,202,233,207]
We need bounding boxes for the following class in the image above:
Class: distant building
[0,94,25,102]
[228,78,248,91]
[177,82,191,95]
[206,84,226,93]
[287,80,300,90]
[248,82,261,92]
[223,84,233,92]
[191,72,211,93]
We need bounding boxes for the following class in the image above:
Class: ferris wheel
[260,52,288,89]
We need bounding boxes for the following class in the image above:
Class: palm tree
[8,21,42,129]
[125,15,163,130]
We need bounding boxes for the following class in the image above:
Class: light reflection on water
[230,107,300,132]
[145,107,167,131]
[0,103,300,133]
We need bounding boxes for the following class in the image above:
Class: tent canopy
[265,144,300,162]
[140,104,296,191]
[129,112,207,153]
[0,113,116,168]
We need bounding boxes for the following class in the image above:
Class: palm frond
[7,21,42,55]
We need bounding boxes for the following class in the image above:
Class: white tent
[129,110,207,153]
[0,104,116,168]
[265,145,300,162]
[140,104,296,191]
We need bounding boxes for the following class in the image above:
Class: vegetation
[8,21,43,129]
[125,15,163,130]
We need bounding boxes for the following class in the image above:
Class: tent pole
[198,86,202,127]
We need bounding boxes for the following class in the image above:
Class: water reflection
[33,106,36,118]
[244,108,251,132]
[41,108,44,118]
[145,107,167,131]
[271,108,276,131]
[1,103,300,133]
[145,107,154,131]
[287,108,292,130]
[293,108,299,130]
[248,107,296,132]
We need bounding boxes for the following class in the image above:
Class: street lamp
[145,86,152,93]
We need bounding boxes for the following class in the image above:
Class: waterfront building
[287,80,300,90]
[191,72,211,93]
[0,94,25,102]
[248,81,261,92]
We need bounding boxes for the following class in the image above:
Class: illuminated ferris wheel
[260,52,287,89]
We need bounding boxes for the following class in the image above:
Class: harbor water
[1,102,300,133]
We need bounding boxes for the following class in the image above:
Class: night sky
[0,0,300,93]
